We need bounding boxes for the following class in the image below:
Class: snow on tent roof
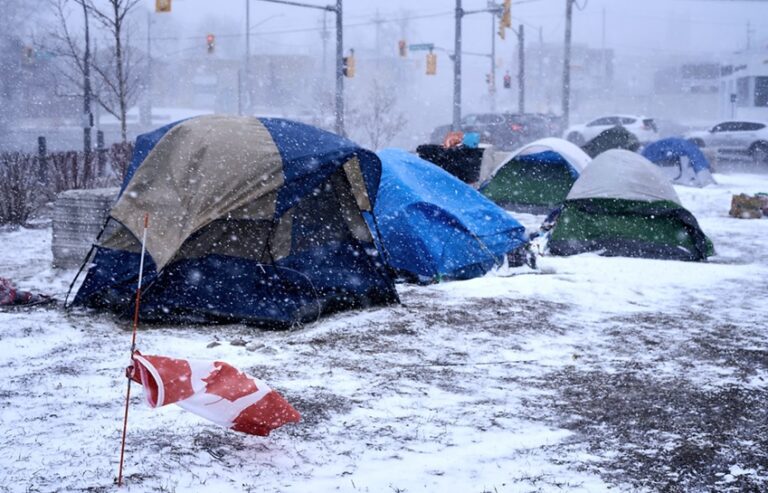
[567,149,682,205]
[490,137,590,180]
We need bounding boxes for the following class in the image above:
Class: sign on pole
[409,43,435,51]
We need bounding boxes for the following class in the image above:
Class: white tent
[481,137,591,184]
[567,149,682,205]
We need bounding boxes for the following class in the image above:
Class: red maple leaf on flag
[203,362,259,401]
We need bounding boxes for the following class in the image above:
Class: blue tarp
[642,137,710,174]
[368,148,527,281]
[74,116,397,327]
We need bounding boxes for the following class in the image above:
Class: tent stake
[117,213,149,487]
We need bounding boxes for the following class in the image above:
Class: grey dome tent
[547,149,714,261]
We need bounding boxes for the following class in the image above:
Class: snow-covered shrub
[108,141,134,182]
[48,151,99,192]
[0,152,40,225]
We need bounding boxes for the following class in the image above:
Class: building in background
[719,48,768,121]
[523,42,614,118]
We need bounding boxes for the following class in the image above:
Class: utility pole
[562,0,573,128]
[453,0,463,131]
[490,13,496,113]
[321,11,329,92]
[81,0,93,164]
[245,0,251,114]
[517,24,525,113]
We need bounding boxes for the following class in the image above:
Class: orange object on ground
[443,131,464,148]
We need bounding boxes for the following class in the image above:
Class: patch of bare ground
[539,366,768,492]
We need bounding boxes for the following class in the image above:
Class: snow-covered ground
[1,169,767,492]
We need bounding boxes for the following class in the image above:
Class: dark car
[429,112,554,150]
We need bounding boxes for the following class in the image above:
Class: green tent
[548,149,714,261]
[479,138,591,213]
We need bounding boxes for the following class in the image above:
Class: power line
[150,10,455,41]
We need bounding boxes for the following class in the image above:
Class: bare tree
[86,0,142,143]
[47,0,142,145]
[46,0,94,158]
[350,80,407,150]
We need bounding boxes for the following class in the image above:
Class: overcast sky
[139,0,768,59]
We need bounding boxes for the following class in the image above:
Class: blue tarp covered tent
[73,115,398,327]
[642,137,716,187]
[368,148,527,281]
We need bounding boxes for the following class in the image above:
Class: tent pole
[117,213,149,487]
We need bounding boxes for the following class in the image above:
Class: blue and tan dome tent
[72,115,398,327]
[479,137,590,214]
[547,149,714,261]
[367,148,527,282]
[641,137,716,187]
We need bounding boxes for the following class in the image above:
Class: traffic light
[503,71,512,89]
[426,52,437,75]
[155,0,171,13]
[485,73,491,85]
[206,34,215,54]
[343,49,355,77]
[398,39,407,58]
[501,0,511,28]
[498,0,511,39]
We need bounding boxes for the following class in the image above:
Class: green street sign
[409,43,434,51]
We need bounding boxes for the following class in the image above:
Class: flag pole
[117,213,149,487]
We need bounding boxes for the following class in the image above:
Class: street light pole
[562,0,573,127]
[454,2,508,126]
[453,0,463,131]
[253,0,344,135]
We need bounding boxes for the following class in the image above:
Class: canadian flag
[129,353,300,436]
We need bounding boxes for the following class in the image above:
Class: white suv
[686,120,768,165]
[564,115,658,146]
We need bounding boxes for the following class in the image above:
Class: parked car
[429,112,553,150]
[563,114,658,146]
[686,120,768,165]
